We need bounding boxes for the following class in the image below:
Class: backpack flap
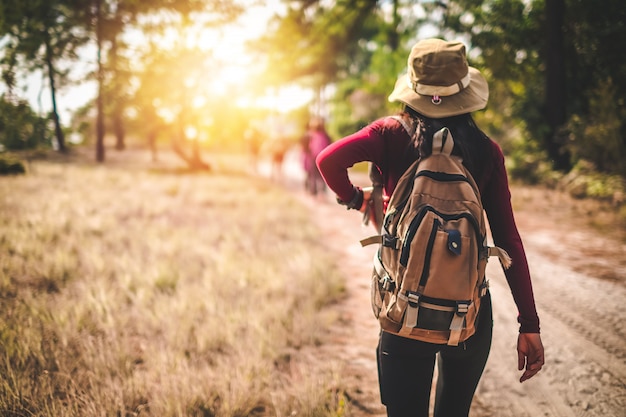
[447,229,462,255]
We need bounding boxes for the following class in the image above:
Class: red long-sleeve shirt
[316,117,540,333]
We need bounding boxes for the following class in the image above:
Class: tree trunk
[111,37,126,151]
[388,0,400,51]
[113,110,125,151]
[147,130,158,163]
[44,37,66,153]
[545,0,570,171]
[95,0,105,162]
[171,115,210,171]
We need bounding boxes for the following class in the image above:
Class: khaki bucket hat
[388,38,489,118]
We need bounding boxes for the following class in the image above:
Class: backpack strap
[388,115,416,137]
[448,301,470,346]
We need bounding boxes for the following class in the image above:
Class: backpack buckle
[407,292,420,307]
[479,279,489,297]
[402,292,420,330]
[382,234,399,249]
[381,276,395,292]
[455,301,469,315]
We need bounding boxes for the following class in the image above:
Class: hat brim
[388,67,489,118]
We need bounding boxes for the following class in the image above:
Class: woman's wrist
[336,186,364,210]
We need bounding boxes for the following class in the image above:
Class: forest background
[1,0,625,205]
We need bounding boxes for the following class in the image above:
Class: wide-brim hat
[388,38,489,118]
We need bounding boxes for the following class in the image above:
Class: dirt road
[270,149,626,417]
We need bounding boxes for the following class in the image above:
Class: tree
[86,0,242,162]
[544,0,568,170]
[131,41,218,170]
[446,0,626,174]
[0,0,90,153]
[252,0,382,120]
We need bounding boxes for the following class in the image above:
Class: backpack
[361,124,511,346]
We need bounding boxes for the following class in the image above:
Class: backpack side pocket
[371,249,393,319]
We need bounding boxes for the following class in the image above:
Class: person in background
[244,125,264,173]
[316,38,544,417]
[301,116,332,196]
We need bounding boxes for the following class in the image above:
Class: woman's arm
[482,144,540,334]
[316,120,388,203]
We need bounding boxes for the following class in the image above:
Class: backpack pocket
[371,269,384,319]
[425,230,474,299]
[413,297,463,331]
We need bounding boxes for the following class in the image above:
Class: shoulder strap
[388,115,416,137]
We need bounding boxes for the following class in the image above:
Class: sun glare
[142,1,306,114]
[20,1,305,125]
[241,85,315,113]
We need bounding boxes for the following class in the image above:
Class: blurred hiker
[316,39,544,417]
[244,125,263,173]
[301,116,332,196]
[261,134,290,181]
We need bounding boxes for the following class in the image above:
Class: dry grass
[0,149,347,417]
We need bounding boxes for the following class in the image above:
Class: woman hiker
[316,38,544,417]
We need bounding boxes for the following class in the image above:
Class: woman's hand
[359,187,373,212]
[517,333,544,382]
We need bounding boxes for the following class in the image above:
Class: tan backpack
[361,126,511,346]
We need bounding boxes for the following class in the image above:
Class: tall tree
[446,0,626,174]
[87,0,241,162]
[1,0,90,152]
[544,0,568,170]
[253,0,382,117]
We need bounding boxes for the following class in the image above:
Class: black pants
[377,292,493,417]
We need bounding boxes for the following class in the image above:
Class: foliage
[253,0,382,97]
[0,153,27,175]
[2,0,625,187]
[559,160,626,203]
[444,0,626,177]
[565,78,626,177]
[0,96,51,151]
[506,138,556,186]
[0,0,93,152]
[284,0,626,189]
[89,0,243,153]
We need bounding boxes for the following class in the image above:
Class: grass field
[0,149,347,417]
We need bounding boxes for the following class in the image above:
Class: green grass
[0,150,347,416]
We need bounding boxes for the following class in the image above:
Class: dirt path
[270,149,626,417]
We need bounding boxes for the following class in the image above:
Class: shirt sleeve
[482,143,541,333]
[315,119,388,203]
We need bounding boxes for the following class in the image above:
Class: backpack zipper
[417,218,440,288]
[416,170,470,184]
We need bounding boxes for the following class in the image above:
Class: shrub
[0,96,51,151]
[0,154,26,175]
[560,160,626,204]
[565,78,626,177]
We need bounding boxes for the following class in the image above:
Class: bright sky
[17,0,312,124]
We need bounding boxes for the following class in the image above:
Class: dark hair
[403,105,490,178]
